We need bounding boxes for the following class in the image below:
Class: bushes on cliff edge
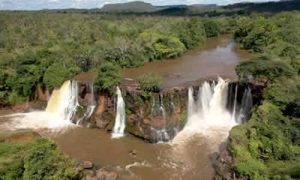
[137,73,162,98]
[94,62,121,93]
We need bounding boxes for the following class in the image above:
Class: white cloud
[0,0,280,10]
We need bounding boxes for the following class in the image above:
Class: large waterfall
[173,78,252,143]
[1,80,80,130]
[112,87,126,138]
[46,80,79,122]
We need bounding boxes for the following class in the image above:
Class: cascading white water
[1,80,80,130]
[46,80,79,122]
[151,127,170,143]
[173,78,237,143]
[77,83,96,125]
[159,93,166,119]
[112,86,126,138]
[231,85,238,122]
[237,87,253,123]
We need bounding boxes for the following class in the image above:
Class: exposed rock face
[83,161,94,169]
[96,169,118,180]
[81,79,261,143]
[36,84,50,101]
[89,86,188,142]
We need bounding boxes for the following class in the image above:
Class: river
[122,36,251,88]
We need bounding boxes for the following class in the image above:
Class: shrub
[94,62,121,93]
[43,63,80,89]
[137,73,162,97]
[203,19,221,37]
[0,138,79,179]
[236,58,296,82]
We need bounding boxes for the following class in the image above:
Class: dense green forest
[227,12,300,179]
[0,13,225,104]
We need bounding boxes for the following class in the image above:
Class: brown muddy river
[122,36,251,88]
[52,127,222,180]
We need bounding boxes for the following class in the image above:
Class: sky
[0,0,280,10]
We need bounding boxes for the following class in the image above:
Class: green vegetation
[94,62,121,93]
[0,138,80,180]
[137,73,163,97]
[228,11,300,179]
[0,13,222,105]
[0,1,300,178]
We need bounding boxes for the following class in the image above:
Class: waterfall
[76,83,96,125]
[46,80,79,122]
[237,87,253,123]
[151,127,170,143]
[187,87,195,120]
[173,78,253,143]
[2,80,80,131]
[112,86,126,138]
[231,84,238,122]
[159,93,166,119]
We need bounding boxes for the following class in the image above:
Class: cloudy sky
[0,0,279,10]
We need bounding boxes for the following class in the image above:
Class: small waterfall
[169,95,175,114]
[112,87,126,138]
[76,83,96,125]
[187,87,195,120]
[237,87,253,123]
[151,127,170,143]
[231,84,238,121]
[159,93,166,119]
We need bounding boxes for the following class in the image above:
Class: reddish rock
[83,161,93,169]
[85,175,97,180]
[96,170,118,180]
[96,118,109,129]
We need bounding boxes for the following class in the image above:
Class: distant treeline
[4,0,298,16]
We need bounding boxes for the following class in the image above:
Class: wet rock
[75,164,83,173]
[214,148,234,180]
[83,161,93,169]
[129,150,137,156]
[96,169,118,180]
[12,101,31,112]
[95,118,109,129]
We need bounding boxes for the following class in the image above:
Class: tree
[137,73,162,97]
[236,58,296,82]
[177,18,206,49]
[43,63,79,89]
[234,17,276,52]
[74,54,94,72]
[94,62,121,93]
[203,19,221,37]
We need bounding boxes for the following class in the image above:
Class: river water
[0,36,251,180]
[122,36,251,88]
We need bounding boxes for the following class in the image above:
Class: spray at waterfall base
[0,81,96,131]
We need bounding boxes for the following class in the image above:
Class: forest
[0,12,226,103]
[0,1,300,179]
